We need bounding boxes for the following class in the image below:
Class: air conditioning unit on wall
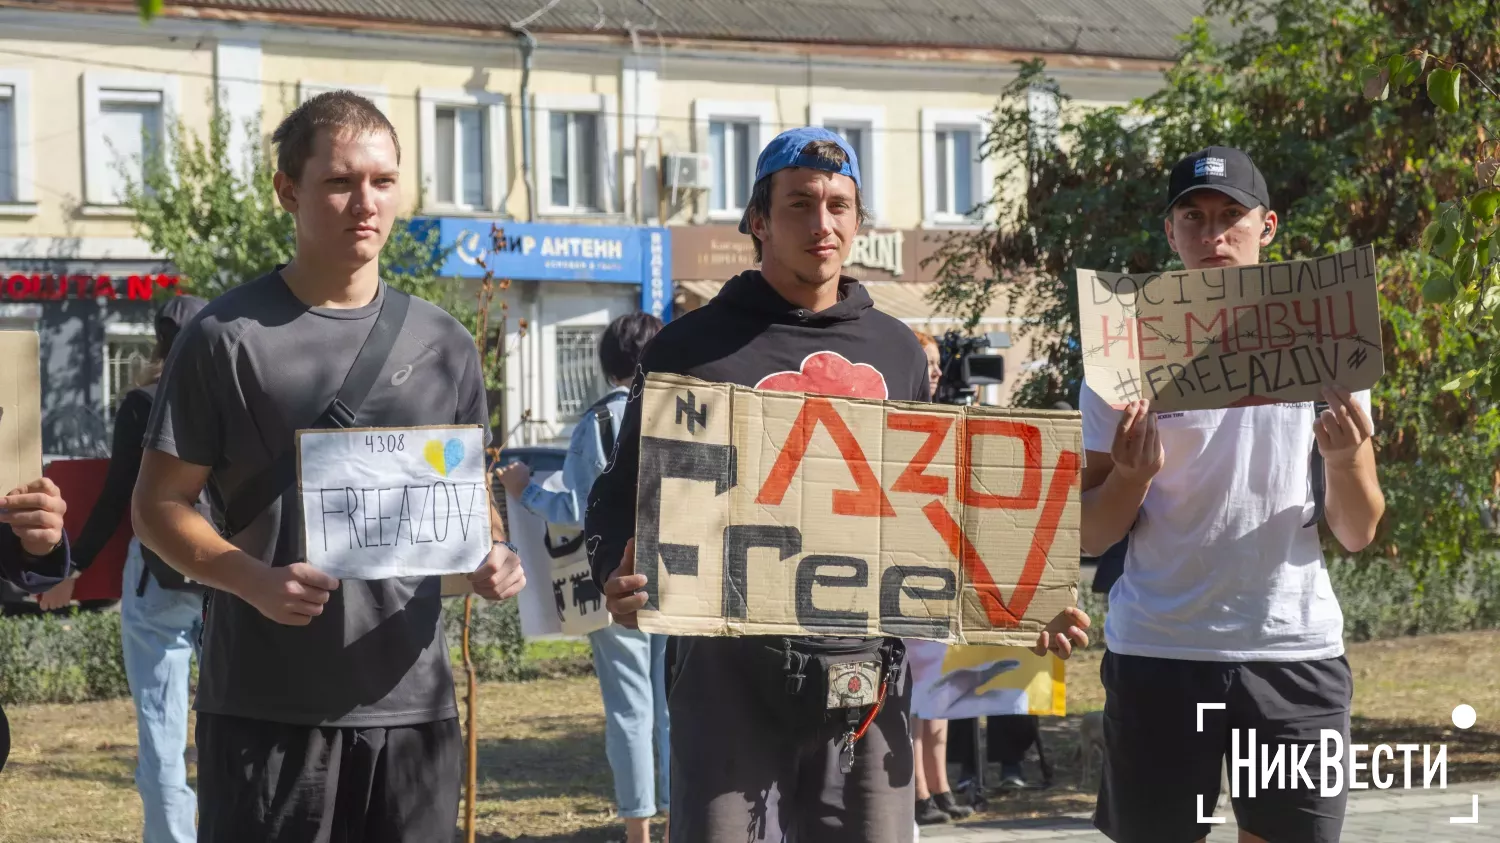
[663,153,713,191]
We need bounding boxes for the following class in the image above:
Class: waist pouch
[746,636,906,733]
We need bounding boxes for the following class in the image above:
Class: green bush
[1332,552,1500,642]
[1078,551,1500,646]
[0,595,533,705]
[0,609,130,704]
[442,596,528,682]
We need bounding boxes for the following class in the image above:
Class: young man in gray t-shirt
[132,91,525,842]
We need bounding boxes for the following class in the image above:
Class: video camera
[935,330,1009,405]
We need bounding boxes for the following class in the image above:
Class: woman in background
[907,330,975,825]
[39,295,209,843]
[497,312,669,843]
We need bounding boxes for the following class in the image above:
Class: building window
[550,111,601,212]
[0,85,14,203]
[0,69,33,210]
[709,120,752,214]
[555,327,604,420]
[103,331,153,412]
[922,109,990,226]
[694,100,775,223]
[84,72,179,208]
[437,106,485,207]
[810,104,886,223]
[419,89,506,213]
[534,93,616,216]
[934,129,976,218]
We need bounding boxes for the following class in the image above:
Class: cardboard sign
[297,425,491,580]
[0,331,42,495]
[634,373,1082,646]
[508,474,611,639]
[1077,246,1383,411]
[907,640,1065,719]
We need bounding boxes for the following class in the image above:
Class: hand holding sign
[604,538,648,629]
[1109,401,1164,485]
[243,562,340,627]
[1032,606,1091,660]
[0,477,67,557]
[1315,384,1375,469]
[469,541,526,601]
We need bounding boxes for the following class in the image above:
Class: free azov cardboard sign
[633,373,1083,645]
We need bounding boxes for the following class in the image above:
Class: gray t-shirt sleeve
[144,318,224,467]
[453,334,491,447]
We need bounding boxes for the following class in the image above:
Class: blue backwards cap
[738,127,862,234]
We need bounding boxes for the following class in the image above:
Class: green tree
[929,0,1500,583]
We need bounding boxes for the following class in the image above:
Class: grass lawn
[2,632,1497,842]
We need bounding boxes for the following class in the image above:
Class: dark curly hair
[599,312,664,382]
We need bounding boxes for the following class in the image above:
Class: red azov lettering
[753,403,1081,629]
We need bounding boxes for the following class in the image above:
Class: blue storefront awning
[417,218,672,321]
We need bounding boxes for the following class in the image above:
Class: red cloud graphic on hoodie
[754,351,889,400]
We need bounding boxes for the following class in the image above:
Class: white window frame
[102,322,155,413]
[921,108,993,228]
[534,92,618,216]
[809,103,886,225]
[83,71,180,211]
[298,81,391,116]
[693,99,775,224]
[0,69,36,217]
[418,88,507,214]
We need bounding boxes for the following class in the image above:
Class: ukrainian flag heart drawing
[423,437,466,477]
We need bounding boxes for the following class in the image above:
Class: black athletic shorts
[1094,650,1353,843]
[197,712,462,843]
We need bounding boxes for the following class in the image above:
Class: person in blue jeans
[40,295,209,843]
[498,311,669,843]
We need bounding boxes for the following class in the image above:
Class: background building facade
[0,0,1201,449]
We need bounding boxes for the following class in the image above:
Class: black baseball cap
[1165,146,1270,213]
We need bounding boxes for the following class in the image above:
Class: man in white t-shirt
[1081,146,1385,843]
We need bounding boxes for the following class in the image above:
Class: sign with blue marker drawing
[297,425,491,580]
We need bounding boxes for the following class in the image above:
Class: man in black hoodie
[586,127,1089,842]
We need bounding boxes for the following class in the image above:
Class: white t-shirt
[1080,383,1371,662]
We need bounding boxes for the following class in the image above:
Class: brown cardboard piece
[1077,246,1383,411]
[0,332,43,495]
[633,373,1082,646]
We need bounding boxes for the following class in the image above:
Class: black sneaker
[933,790,973,819]
[999,763,1026,790]
[915,797,951,825]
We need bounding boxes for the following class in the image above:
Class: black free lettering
[315,482,485,550]
[1143,343,1343,401]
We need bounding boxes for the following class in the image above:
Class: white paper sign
[507,470,611,639]
[298,425,490,580]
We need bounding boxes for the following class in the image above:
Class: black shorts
[197,713,462,843]
[667,637,914,843]
[1094,650,1353,843]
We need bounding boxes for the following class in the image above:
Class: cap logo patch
[1195,157,1227,177]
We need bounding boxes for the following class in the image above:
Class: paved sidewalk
[920,780,1500,842]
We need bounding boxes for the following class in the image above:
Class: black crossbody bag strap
[222,288,412,537]
[1304,399,1330,528]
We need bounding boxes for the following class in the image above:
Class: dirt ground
[1,632,1497,842]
